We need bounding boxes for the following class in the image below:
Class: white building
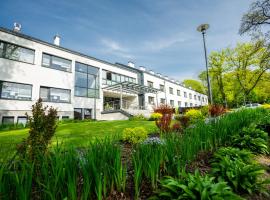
[0,26,208,124]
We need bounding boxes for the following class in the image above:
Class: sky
[1,0,252,81]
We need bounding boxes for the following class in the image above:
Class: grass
[0,120,156,158]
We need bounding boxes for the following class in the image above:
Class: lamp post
[197,24,213,105]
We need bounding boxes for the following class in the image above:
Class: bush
[17,98,58,161]
[122,127,148,144]
[171,122,182,133]
[262,104,270,109]
[153,105,174,133]
[211,150,269,195]
[150,112,162,121]
[200,105,209,117]
[209,104,226,117]
[185,109,204,124]
[129,114,148,121]
[151,170,242,200]
[231,125,269,154]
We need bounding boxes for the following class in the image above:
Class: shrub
[122,127,148,144]
[211,147,254,164]
[185,109,204,124]
[129,114,148,121]
[209,104,226,117]
[150,112,162,121]
[211,149,269,195]
[231,125,269,154]
[153,105,174,133]
[17,98,58,161]
[171,122,182,133]
[262,104,270,109]
[178,115,190,128]
[200,105,209,117]
[151,170,242,200]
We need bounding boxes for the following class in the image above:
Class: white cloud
[100,38,134,59]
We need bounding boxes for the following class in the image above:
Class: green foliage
[129,114,148,121]
[151,170,242,200]
[0,123,27,131]
[122,127,148,144]
[154,105,174,133]
[185,109,204,124]
[231,125,269,154]
[17,98,58,161]
[211,157,269,195]
[182,79,205,93]
[200,105,209,117]
[150,112,162,120]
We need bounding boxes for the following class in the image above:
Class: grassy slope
[0,120,155,157]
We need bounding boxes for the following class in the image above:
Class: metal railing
[103,99,151,111]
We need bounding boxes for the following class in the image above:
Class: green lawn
[0,120,156,158]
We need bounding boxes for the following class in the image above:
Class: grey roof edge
[0,27,206,96]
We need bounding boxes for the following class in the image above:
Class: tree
[239,0,270,40]
[208,50,231,106]
[227,41,270,104]
[182,79,205,94]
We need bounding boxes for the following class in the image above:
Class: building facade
[0,27,208,124]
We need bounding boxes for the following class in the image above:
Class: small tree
[17,98,57,160]
[153,104,174,133]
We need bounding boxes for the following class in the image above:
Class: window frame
[0,40,35,64]
[42,52,72,72]
[169,87,173,95]
[40,86,71,103]
[177,90,181,96]
[0,80,32,101]
[2,116,14,124]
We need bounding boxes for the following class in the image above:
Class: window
[177,90,180,96]
[102,70,135,85]
[0,81,32,100]
[0,40,35,64]
[84,109,92,119]
[202,97,204,102]
[190,103,193,107]
[194,95,197,100]
[169,87,173,94]
[185,102,188,107]
[160,98,165,104]
[42,53,72,72]
[148,96,155,105]
[178,101,181,107]
[198,96,201,101]
[75,62,99,98]
[184,92,187,98]
[74,108,82,120]
[147,81,153,88]
[62,116,69,120]
[159,84,164,92]
[17,116,27,125]
[189,93,192,99]
[170,100,174,107]
[2,116,14,124]
[40,87,71,103]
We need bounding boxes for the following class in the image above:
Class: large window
[0,81,32,100]
[75,62,99,98]
[2,116,14,124]
[159,84,164,92]
[177,90,180,96]
[170,100,174,107]
[42,53,72,72]
[160,98,165,104]
[102,70,136,85]
[0,40,35,64]
[40,86,71,103]
[148,96,155,105]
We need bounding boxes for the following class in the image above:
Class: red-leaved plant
[209,104,226,117]
[172,122,182,133]
[154,104,174,133]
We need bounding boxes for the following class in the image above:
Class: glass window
[147,81,153,88]
[185,102,188,107]
[0,41,35,64]
[75,62,87,73]
[160,98,165,104]
[75,72,87,87]
[178,101,181,106]
[40,87,70,103]
[202,97,204,102]
[194,95,197,100]
[159,84,164,92]
[2,116,14,124]
[74,108,82,120]
[148,96,155,104]
[190,103,193,107]
[62,116,69,120]
[189,93,192,99]
[112,73,117,81]
[88,65,99,75]
[169,87,173,94]
[75,87,87,97]
[17,116,27,125]
[106,72,112,80]
[184,92,187,98]
[84,109,92,119]
[170,100,174,107]
[198,96,201,101]
[177,90,180,96]
[42,53,71,72]
[0,81,32,100]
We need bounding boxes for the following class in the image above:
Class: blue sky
[1,0,252,81]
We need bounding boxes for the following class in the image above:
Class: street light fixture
[197,24,213,105]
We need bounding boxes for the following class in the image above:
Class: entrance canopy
[103,81,159,94]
